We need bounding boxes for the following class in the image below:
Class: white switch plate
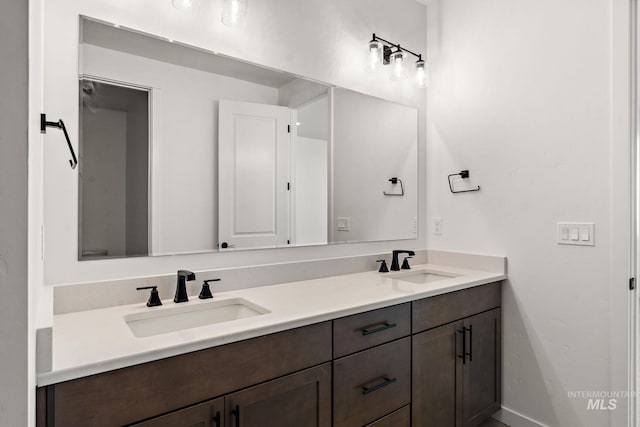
[337,217,350,231]
[432,217,442,235]
[557,222,594,246]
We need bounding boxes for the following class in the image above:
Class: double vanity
[37,254,506,427]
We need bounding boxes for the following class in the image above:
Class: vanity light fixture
[172,0,198,10]
[222,0,248,26]
[389,50,408,81]
[415,59,428,89]
[367,34,428,88]
[367,39,384,72]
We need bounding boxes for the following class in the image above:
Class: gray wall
[0,0,29,424]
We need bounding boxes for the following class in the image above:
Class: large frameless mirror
[77,16,418,259]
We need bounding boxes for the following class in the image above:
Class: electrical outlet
[337,217,350,231]
[432,217,442,235]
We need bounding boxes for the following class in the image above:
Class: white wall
[0,1,29,425]
[37,0,426,305]
[426,0,629,426]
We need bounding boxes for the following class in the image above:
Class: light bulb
[389,50,408,81]
[222,0,248,27]
[172,0,197,11]
[415,59,428,88]
[367,40,383,72]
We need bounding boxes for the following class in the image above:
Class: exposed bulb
[222,0,248,27]
[367,40,383,72]
[389,50,408,81]
[172,0,197,11]
[415,59,429,88]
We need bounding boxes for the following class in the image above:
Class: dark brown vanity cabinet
[38,322,332,427]
[412,282,502,427]
[37,282,502,427]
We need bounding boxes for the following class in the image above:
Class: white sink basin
[125,298,270,337]
[389,269,460,285]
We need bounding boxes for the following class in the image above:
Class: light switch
[557,222,595,246]
[570,228,579,241]
[580,228,590,241]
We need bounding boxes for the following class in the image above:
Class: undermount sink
[125,298,270,337]
[389,269,460,285]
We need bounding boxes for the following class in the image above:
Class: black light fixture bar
[371,33,423,61]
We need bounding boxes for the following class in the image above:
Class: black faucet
[390,250,416,271]
[175,270,195,303]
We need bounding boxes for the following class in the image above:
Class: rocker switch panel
[557,222,594,246]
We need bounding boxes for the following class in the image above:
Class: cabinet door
[461,308,501,427]
[131,397,224,427]
[225,363,331,427]
[412,321,463,427]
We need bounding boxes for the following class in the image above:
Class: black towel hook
[41,113,78,169]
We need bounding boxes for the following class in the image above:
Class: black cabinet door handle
[213,410,221,427]
[232,405,240,427]
[361,377,397,394]
[457,328,466,364]
[465,325,473,362]
[360,322,397,336]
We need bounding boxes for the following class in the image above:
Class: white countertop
[38,263,506,386]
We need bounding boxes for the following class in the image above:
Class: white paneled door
[218,100,291,250]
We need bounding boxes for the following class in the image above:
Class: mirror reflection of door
[218,100,291,249]
[79,79,150,259]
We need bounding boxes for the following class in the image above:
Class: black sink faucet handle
[376,259,389,273]
[199,279,221,299]
[136,286,162,307]
[401,256,413,270]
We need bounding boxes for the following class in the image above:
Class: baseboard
[493,407,549,427]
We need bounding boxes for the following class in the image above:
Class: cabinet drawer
[333,303,410,358]
[365,405,410,427]
[333,337,411,427]
[412,282,501,333]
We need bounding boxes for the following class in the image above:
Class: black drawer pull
[360,322,397,336]
[232,405,240,427]
[457,328,466,364]
[213,410,221,427]
[361,377,397,395]
[466,325,473,362]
